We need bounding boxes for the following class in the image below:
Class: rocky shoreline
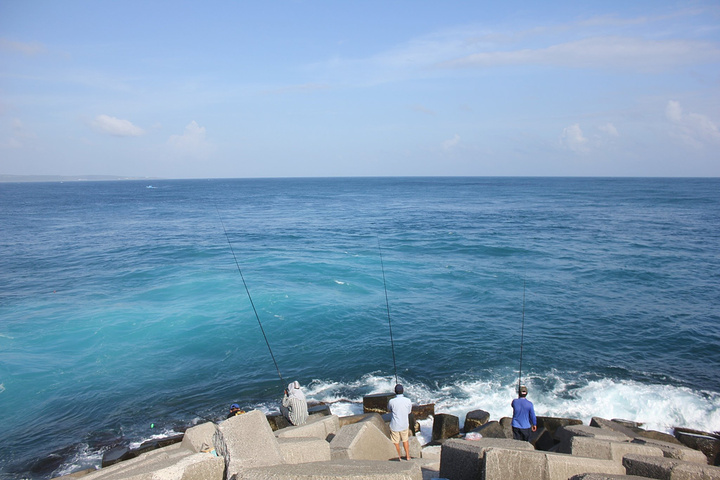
[53,393,720,480]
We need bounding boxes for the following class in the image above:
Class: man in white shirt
[387,384,413,460]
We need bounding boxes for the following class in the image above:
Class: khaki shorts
[391,429,410,443]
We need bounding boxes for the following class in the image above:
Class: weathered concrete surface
[630,428,682,445]
[555,425,632,453]
[570,474,648,480]
[438,438,533,480]
[214,409,283,478]
[180,422,217,453]
[234,459,423,480]
[484,448,625,480]
[363,393,395,414]
[275,414,340,441]
[463,410,490,432]
[623,453,720,479]
[631,437,709,464]
[569,436,664,462]
[78,444,222,480]
[431,414,459,443]
[330,422,398,461]
[277,437,332,464]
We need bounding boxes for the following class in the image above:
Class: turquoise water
[1,177,719,478]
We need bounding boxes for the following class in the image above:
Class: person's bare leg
[403,440,411,460]
[394,442,402,460]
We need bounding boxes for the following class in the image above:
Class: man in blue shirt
[511,385,537,441]
[388,384,413,460]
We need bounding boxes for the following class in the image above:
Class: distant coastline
[0,174,162,183]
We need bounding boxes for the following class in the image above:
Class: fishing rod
[377,236,399,385]
[216,206,284,387]
[517,277,526,394]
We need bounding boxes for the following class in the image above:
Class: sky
[1,0,719,178]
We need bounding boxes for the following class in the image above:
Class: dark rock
[363,393,395,414]
[631,427,682,444]
[101,446,134,468]
[537,416,583,438]
[591,417,640,438]
[499,417,514,438]
[432,413,460,442]
[307,403,331,416]
[266,413,291,431]
[611,418,644,429]
[463,410,490,432]
[530,427,556,451]
[467,421,507,439]
[412,403,435,420]
[674,429,720,465]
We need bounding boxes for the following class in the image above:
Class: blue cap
[231,403,240,409]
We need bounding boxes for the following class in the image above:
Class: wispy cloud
[561,124,589,153]
[0,38,46,55]
[92,115,145,137]
[439,37,720,72]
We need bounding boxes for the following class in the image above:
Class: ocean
[1,177,719,479]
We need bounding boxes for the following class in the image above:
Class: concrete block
[330,421,398,461]
[590,417,640,439]
[307,403,332,416]
[537,416,583,438]
[79,445,206,480]
[467,421,507,439]
[234,458,423,480]
[277,437,331,464]
[214,409,283,478]
[360,412,393,438]
[432,414,460,442]
[181,422,217,453]
[570,436,664,462]
[556,425,632,453]
[631,437,709,464]
[674,429,720,465]
[570,475,649,480]
[266,413,291,431]
[624,453,720,479]
[483,447,548,480]
[546,451,625,480]
[412,403,435,420]
[464,410,490,432]
[275,414,340,441]
[531,427,556,451]
[408,436,423,459]
[363,392,395,414]
[499,417,514,438]
[151,452,224,480]
[438,438,533,480]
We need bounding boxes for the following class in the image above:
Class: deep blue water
[1,177,719,479]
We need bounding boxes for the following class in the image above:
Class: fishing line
[377,236,399,385]
[517,276,526,393]
[215,206,284,386]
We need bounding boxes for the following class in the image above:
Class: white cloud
[598,123,619,137]
[665,100,720,148]
[443,134,460,150]
[561,124,589,153]
[167,121,213,158]
[92,114,145,137]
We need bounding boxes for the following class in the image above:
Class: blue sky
[1,1,719,178]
